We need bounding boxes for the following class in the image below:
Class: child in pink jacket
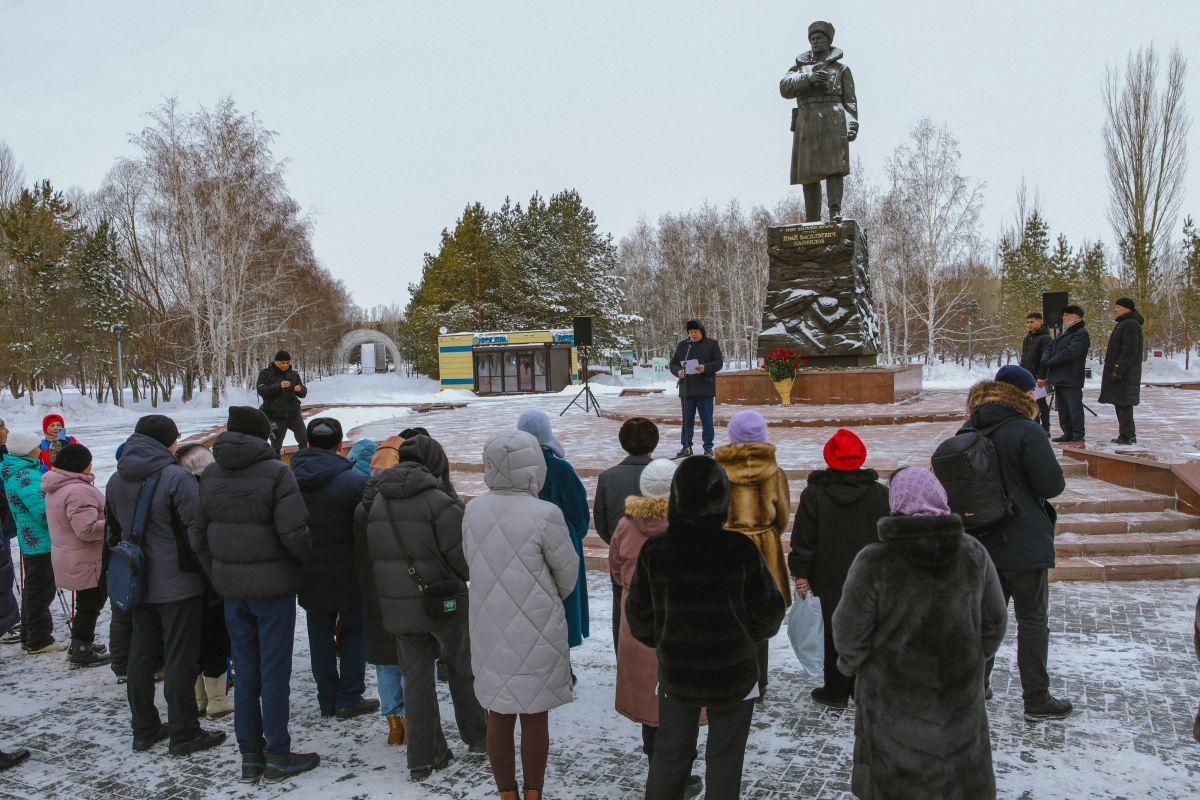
[42,444,111,669]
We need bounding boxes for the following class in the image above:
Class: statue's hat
[808,21,834,43]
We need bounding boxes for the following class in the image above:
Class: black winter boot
[240,751,266,784]
[1024,693,1073,721]
[69,639,112,670]
[262,751,320,783]
[168,728,226,756]
[0,749,30,771]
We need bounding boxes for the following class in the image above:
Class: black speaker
[573,316,594,347]
[1042,292,1069,328]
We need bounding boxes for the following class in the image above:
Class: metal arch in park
[334,328,403,370]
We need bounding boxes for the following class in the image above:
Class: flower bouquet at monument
[763,348,807,406]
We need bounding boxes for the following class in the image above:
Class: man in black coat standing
[1042,305,1091,443]
[257,351,308,456]
[1020,312,1053,435]
[593,417,658,654]
[1099,298,1144,445]
[668,320,723,458]
[970,366,1072,721]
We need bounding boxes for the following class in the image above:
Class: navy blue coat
[668,331,724,399]
[1042,321,1091,388]
[291,446,368,611]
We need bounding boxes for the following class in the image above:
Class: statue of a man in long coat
[780,21,859,222]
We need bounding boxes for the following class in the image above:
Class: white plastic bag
[787,590,824,677]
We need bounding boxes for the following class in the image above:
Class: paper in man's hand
[684,359,701,374]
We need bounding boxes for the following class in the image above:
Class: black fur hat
[668,456,731,529]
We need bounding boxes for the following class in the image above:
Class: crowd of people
[0,304,1189,799]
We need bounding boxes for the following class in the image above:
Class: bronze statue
[780,21,858,222]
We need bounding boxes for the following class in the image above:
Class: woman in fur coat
[788,428,889,708]
[833,467,1007,800]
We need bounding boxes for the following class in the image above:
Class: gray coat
[463,431,579,714]
[105,434,205,605]
[193,432,311,600]
[365,462,469,635]
[833,513,1007,800]
[593,455,652,544]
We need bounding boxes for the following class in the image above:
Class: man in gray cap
[781,20,859,222]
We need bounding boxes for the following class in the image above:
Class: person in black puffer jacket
[1019,312,1053,434]
[365,434,487,780]
[626,456,784,800]
[290,417,376,721]
[1098,298,1144,444]
[966,367,1072,722]
[192,406,318,783]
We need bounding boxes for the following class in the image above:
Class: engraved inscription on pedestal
[758,219,879,368]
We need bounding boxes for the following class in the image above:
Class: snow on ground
[0,571,1197,799]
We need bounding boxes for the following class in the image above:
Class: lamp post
[963,301,979,367]
[113,325,126,408]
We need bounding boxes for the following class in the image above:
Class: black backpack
[931,419,1016,533]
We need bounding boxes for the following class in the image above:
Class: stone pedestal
[716,366,921,405]
[758,219,879,361]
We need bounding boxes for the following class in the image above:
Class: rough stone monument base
[716,365,922,406]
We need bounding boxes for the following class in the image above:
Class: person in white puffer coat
[463,430,579,800]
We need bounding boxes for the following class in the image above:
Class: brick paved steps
[1055,510,1200,534]
[1055,531,1200,557]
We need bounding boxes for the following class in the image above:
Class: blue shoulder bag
[107,470,162,612]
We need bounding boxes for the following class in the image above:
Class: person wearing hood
[787,428,889,708]
[516,410,590,649]
[290,418,376,721]
[37,414,78,474]
[0,420,20,645]
[463,430,580,800]
[43,444,111,669]
[105,415,226,757]
[1041,304,1091,443]
[365,433,487,782]
[969,367,1072,721]
[175,443,233,722]
[346,439,378,477]
[668,320,724,458]
[192,406,317,784]
[256,351,309,456]
[832,467,1007,800]
[609,458,703,798]
[1099,298,1145,445]
[1,428,60,653]
[626,457,785,800]
[713,410,791,699]
[593,417,659,654]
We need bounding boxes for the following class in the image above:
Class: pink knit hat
[889,467,952,517]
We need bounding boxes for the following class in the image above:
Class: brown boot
[386,714,407,746]
[523,790,542,800]
[499,792,518,800]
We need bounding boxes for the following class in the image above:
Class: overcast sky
[4,0,1199,310]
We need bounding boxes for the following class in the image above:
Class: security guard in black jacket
[256,350,308,455]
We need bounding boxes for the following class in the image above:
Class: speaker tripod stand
[560,350,601,417]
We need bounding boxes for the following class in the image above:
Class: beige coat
[714,442,792,607]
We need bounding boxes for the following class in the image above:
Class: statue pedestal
[716,366,921,406]
[757,219,879,362]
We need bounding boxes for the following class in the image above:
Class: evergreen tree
[1000,209,1052,347]
[1046,234,1078,293]
[1074,241,1112,358]
[75,219,134,400]
[1182,217,1200,367]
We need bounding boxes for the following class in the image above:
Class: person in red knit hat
[38,414,78,474]
[787,428,890,707]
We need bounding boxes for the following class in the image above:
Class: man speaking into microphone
[668,320,723,458]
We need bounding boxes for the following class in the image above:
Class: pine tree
[75,219,134,400]
[1182,218,1200,368]
[1046,234,1078,293]
[1000,210,1052,348]
[1074,241,1111,358]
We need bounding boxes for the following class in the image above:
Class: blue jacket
[347,439,378,477]
[1042,321,1090,389]
[669,326,724,399]
[538,449,590,647]
[291,446,368,611]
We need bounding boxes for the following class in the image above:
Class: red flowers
[763,348,807,381]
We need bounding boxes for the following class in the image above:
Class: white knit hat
[6,429,42,458]
[639,458,678,499]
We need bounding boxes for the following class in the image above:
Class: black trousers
[1115,405,1136,441]
[72,585,107,644]
[641,724,697,800]
[822,602,855,700]
[756,640,769,694]
[128,595,203,745]
[1036,397,1052,432]
[20,552,57,650]
[267,412,307,456]
[1055,386,1085,439]
[645,693,756,800]
[985,569,1050,701]
[611,578,622,656]
[200,592,232,678]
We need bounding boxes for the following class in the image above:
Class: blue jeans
[376,664,405,717]
[681,396,715,449]
[306,608,366,713]
[225,596,297,756]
